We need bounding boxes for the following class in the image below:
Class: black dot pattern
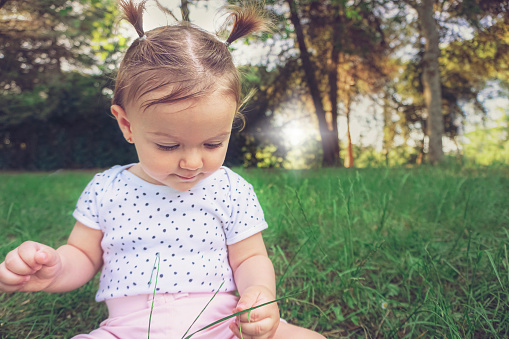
[73,164,268,302]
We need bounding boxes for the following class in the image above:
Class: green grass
[0,165,508,338]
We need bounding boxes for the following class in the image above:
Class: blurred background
[1,0,508,170]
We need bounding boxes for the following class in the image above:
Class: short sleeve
[72,168,119,230]
[224,171,268,245]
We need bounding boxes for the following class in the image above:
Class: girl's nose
[179,151,202,170]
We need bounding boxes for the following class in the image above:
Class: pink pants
[72,292,239,339]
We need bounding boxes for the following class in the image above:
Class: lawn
[0,165,508,338]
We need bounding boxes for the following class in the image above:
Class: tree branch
[181,0,190,22]
[155,0,179,22]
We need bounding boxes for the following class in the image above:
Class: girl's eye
[156,144,179,151]
[205,142,223,149]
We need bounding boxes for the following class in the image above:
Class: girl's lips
[176,174,197,180]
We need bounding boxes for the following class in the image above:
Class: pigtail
[222,4,272,46]
[120,0,147,39]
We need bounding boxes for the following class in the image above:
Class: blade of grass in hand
[183,294,295,339]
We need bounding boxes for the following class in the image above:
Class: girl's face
[112,90,236,192]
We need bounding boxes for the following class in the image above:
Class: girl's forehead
[132,91,237,127]
[141,99,236,142]
[129,84,236,113]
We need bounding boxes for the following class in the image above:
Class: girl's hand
[0,241,62,292]
[229,285,280,339]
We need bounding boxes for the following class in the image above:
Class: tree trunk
[287,0,339,166]
[382,92,393,167]
[328,6,342,167]
[181,0,190,22]
[417,0,444,164]
[344,95,354,168]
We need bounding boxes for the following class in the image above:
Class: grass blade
[486,251,506,292]
[147,252,161,339]
[180,281,225,339]
[183,294,295,339]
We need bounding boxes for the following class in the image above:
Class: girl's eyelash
[156,144,179,151]
[156,143,223,151]
[205,142,223,149]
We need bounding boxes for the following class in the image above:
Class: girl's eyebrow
[148,131,232,138]
[210,132,232,138]
[148,131,175,137]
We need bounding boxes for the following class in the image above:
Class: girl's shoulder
[218,166,251,186]
[95,164,133,178]
[85,164,135,194]
[218,166,257,196]
[92,164,133,182]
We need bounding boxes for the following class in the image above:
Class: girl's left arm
[228,232,280,338]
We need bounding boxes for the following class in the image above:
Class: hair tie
[225,40,231,47]
[139,34,147,41]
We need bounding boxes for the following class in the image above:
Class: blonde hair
[113,0,270,126]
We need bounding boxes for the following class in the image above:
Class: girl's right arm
[0,221,103,293]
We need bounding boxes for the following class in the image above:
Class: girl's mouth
[176,174,197,181]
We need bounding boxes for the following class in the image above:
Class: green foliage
[1,165,508,337]
[343,144,420,168]
[0,72,138,170]
[369,1,509,166]
[0,0,124,91]
[0,0,130,170]
[245,144,285,168]
[462,110,509,166]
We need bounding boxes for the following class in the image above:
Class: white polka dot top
[72,164,268,302]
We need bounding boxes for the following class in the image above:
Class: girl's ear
[111,105,134,143]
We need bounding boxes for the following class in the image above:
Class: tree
[398,0,445,164]
[0,0,130,169]
[286,0,339,166]
[0,0,121,92]
[250,0,390,167]
[415,0,444,164]
[391,0,507,163]
[155,0,192,22]
[236,0,508,168]
[0,0,123,124]
[395,0,508,164]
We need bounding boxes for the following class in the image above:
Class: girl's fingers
[230,322,244,339]
[237,299,279,324]
[237,307,270,324]
[34,247,59,268]
[4,247,39,276]
[17,241,44,271]
[0,262,29,291]
[235,290,277,323]
[235,290,260,313]
[230,316,277,339]
[7,242,58,275]
[0,242,61,293]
